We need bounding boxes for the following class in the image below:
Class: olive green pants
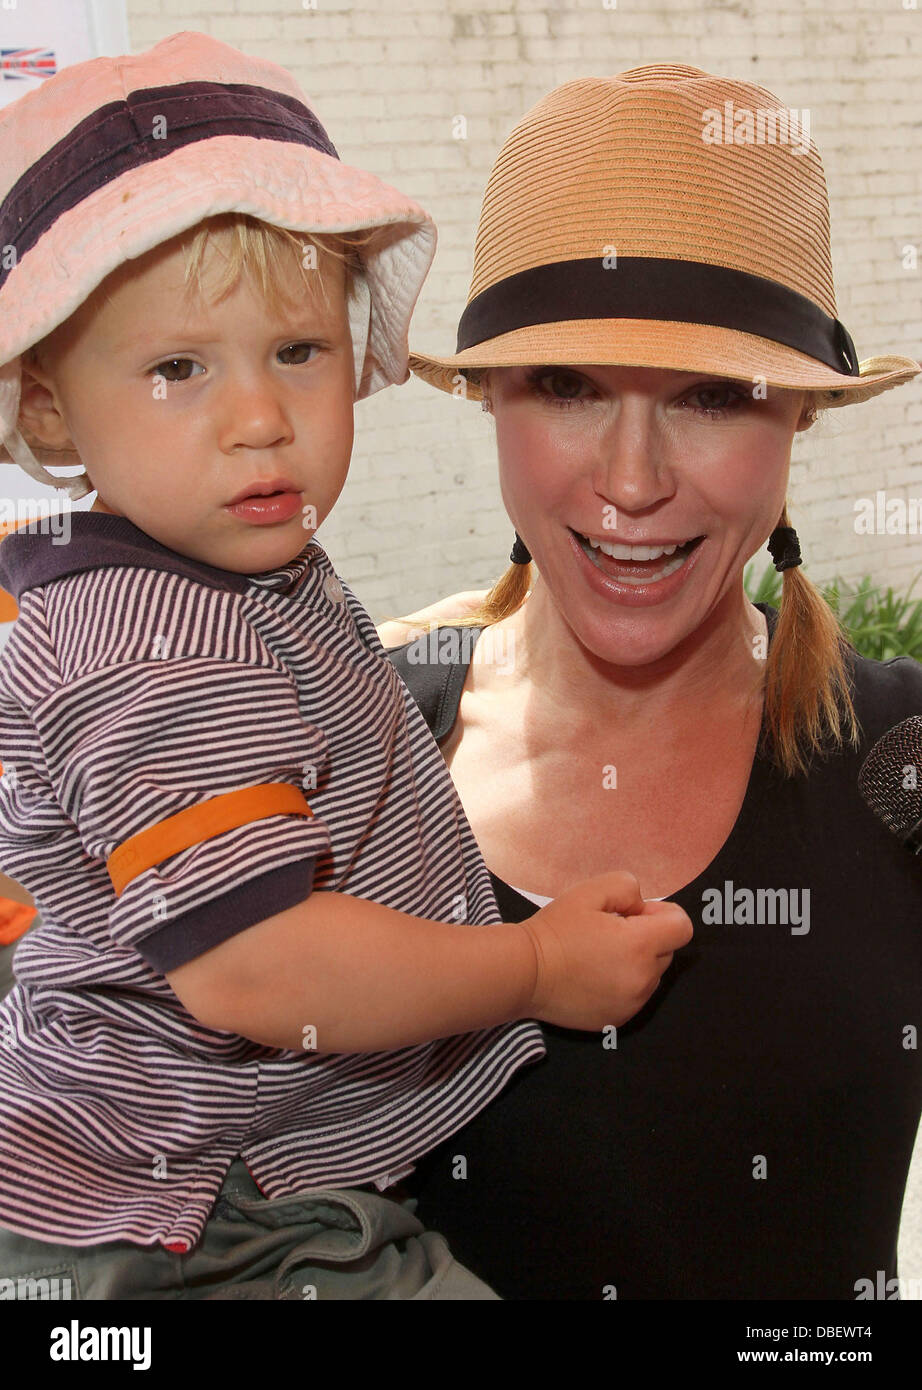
[0,1158,498,1300]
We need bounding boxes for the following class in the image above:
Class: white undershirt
[508,884,554,907]
[508,885,667,907]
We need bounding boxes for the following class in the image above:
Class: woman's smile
[568,525,707,604]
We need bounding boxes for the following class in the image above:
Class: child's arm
[165,874,693,1053]
[166,889,536,1052]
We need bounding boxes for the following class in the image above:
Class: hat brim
[409,319,921,408]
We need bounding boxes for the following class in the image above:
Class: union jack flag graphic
[1,48,58,82]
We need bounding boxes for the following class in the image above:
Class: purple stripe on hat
[456,256,861,377]
[0,81,339,291]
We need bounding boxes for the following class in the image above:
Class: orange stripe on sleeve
[0,898,37,945]
[0,520,26,622]
[106,783,313,897]
[0,589,18,624]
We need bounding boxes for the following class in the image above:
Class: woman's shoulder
[846,646,922,748]
[384,625,483,741]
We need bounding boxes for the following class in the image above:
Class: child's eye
[278,342,320,365]
[148,344,321,381]
[152,358,203,383]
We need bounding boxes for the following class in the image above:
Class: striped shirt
[0,512,545,1250]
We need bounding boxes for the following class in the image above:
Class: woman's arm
[376,589,490,649]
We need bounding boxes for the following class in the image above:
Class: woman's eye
[278,342,320,365]
[152,358,203,382]
[684,383,747,416]
[520,370,749,415]
[526,368,593,408]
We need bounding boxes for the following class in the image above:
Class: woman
[379,64,922,1299]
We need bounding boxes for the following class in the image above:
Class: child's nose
[217,375,294,452]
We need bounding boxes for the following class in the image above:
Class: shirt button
[323,574,344,604]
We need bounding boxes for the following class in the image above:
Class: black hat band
[456,256,860,378]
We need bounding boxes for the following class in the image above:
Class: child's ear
[17,360,79,454]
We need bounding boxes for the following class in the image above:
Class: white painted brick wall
[123,1,920,621]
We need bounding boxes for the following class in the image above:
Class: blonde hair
[392,379,861,780]
[176,213,376,316]
[22,213,376,372]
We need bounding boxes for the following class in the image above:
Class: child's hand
[517,871,693,1031]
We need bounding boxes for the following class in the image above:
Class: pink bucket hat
[0,30,437,501]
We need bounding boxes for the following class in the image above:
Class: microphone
[857,716,922,856]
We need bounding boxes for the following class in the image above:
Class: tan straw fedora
[410,63,921,408]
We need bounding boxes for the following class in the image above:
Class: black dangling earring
[510,531,532,565]
[767,525,803,572]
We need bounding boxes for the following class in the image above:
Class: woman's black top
[385,604,922,1299]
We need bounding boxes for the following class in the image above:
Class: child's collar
[0,511,316,603]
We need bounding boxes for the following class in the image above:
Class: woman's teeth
[589,538,679,561]
[575,531,701,584]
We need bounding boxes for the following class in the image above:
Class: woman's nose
[216,373,294,453]
[592,405,676,513]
